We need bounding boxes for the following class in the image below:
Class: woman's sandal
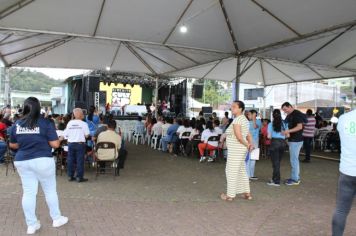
[242,193,253,200]
[220,193,235,202]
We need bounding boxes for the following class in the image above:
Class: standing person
[221,111,230,130]
[247,110,261,180]
[281,102,305,186]
[261,119,271,159]
[63,108,90,182]
[314,112,323,128]
[302,109,316,163]
[86,105,99,137]
[267,109,288,186]
[9,97,68,235]
[332,87,356,236]
[221,101,253,201]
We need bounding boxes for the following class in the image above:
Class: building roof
[0,0,356,85]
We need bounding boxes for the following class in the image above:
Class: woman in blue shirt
[86,105,100,137]
[267,109,288,186]
[9,97,68,234]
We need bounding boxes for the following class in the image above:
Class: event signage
[111,88,131,107]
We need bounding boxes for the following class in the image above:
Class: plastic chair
[179,131,191,155]
[314,130,329,150]
[191,134,201,157]
[150,134,160,149]
[204,136,220,162]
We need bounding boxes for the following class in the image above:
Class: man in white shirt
[332,87,356,235]
[63,108,90,182]
[213,119,223,135]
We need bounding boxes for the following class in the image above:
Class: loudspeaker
[87,76,100,92]
[72,79,83,101]
[192,84,203,98]
[73,101,87,110]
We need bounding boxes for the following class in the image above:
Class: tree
[9,68,62,92]
[197,80,231,109]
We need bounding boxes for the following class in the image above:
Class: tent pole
[4,67,10,106]
[263,86,266,118]
[235,55,241,101]
[352,77,356,110]
[203,79,206,104]
[314,82,317,112]
[295,82,298,109]
[155,76,159,117]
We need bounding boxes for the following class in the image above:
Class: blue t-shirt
[267,122,288,139]
[249,119,261,143]
[10,118,58,161]
[86,115,99,136]
[337,110,356,176]
[166,123,179,141]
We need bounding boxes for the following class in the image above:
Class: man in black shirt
[281,102,304,186]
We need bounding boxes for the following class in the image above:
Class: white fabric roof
[0,0,356,85]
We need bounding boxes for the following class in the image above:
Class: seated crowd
[0,105,127,182]
[132,111,231,162]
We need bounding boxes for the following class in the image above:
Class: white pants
[15,158,62,226]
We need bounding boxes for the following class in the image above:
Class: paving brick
[0,143,355,235]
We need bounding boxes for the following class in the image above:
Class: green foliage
[9,68,62,92]
[197,80,232,108]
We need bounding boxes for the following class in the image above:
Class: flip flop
[220,193,235,202]
[242,193,253,200]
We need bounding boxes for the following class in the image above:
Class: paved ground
[0,142,355,236]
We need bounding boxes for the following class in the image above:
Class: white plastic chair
[150,134,160,149]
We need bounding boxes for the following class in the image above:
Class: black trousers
[270,139,286,184]
[303,137,313,161]
[185,140,201,158]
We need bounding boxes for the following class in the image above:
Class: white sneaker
[53,216,68,228]
[27,221,40,234]
[199,156,206,163]
[207,157,214,162]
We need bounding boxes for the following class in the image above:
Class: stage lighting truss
[90,70,176,88]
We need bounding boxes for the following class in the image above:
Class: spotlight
[105,66,111,71]
[257,82,262,86]
[180,25,187,33]
[103,81,107,85]
[130,83,134,88]
[123,83,127,87]
[114,82,118,86]
[108,82,111,86]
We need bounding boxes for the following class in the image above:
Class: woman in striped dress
[221,100,253,201]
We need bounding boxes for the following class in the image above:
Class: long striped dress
[225,114,250,198]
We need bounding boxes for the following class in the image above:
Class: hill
[9,68,63,93]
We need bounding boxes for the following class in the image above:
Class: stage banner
[111,88,131,108]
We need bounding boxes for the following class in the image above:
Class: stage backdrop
[100,82,142,108]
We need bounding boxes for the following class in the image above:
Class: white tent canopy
[0,0,356,86]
